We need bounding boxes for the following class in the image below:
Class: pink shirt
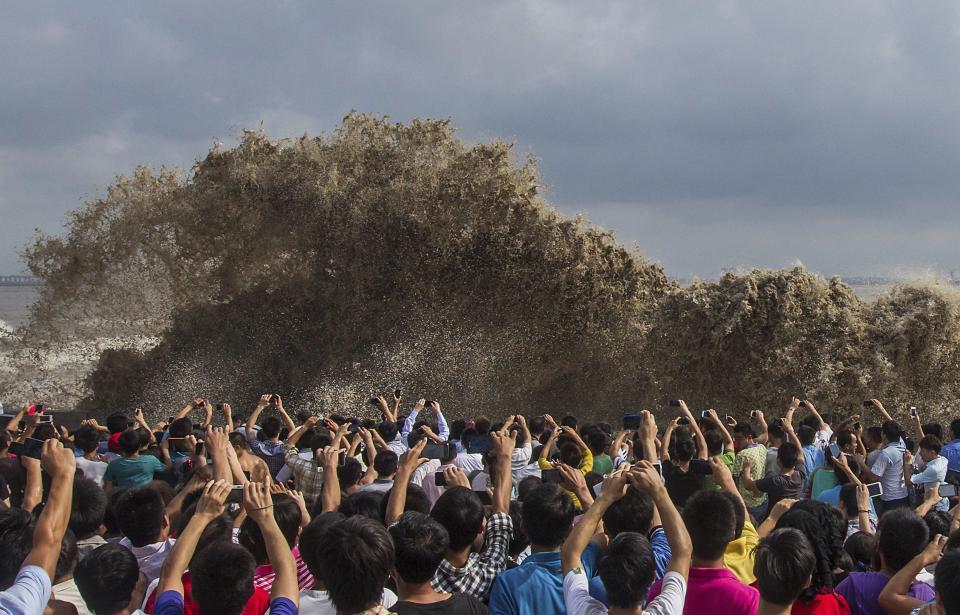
[648,567,758,615]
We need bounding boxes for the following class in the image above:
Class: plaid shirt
[284,445,324,506]
[432,511,513,601]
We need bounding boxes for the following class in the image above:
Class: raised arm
[285,415,319,449]
[131,409,156,445]
[660,419,678,462]
[385,438,427,526]
[783,418,802,451]
[754,410,769,445]
[868,398,893,422]
[273,395,296,434]
[401,399,425,439]
[878,535,946,615]
[319,446,342,513]
[629,461,692,578]
[175,398,203,421]
[491,428,516,514]
[800,400,827,432]
[562,470,628,574]
[638,410,659,463]
[244,482,299,605]
[705,409,735,452]
[246,394,272,441]
[221,403,235,433]
[678,401,708,460]
[206,426,233,484]
[22,439,76,580]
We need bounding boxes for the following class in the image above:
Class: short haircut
[335,491,385,523]
[389,512,450,584]
[118,430,141,455]
[168,417,193,438]
[881,420,902,444]
[836,430,855,449]
[754,528,816,606]
[373,450,398,477]
[238,494,302,563]
[337,457,364,488]
[598,532,655,608]
[935,550,960,615]
[376,421,398,442]
[105,413,130,434]
[767,422,785,441]
[260,416,283,439]
[924,510,952,539]
[191,542,257,615]
[864,426,883,446]
[56,529,79,581]
[797,425,816,447]
[74,426,102,455]
[558,442,584,467]
[116,486,165,547]
[878,508,930,570]
[228,432,250,451]
[682,490,736,560]
[672,436,696,462]
[586,429,609,455]
[74,544,142,615]
[719,491,746,539]
[300,512,347,582]
[317,516,394,614]
[602,487,655,537]
[704,430,724,456]
[528,416,546,435]
[919,435,943,455]
[475,417,491,436]
[778,442,800,469]
[844,531,876,569]
[560,415,578,429]
[733,423,756,439]
[379,484,431,520]
[951,418,960,440]
[71,476,108,539]
[521,484,575,548]
[0,508,33,589]
[922,423,944,441]
[431,487,485,551]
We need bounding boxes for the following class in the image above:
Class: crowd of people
[1,393,960,615]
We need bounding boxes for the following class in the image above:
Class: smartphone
[270,394,280,405]
[215,403,224,412]
[669,400,681,407]
[690,459,713,476]
[424,400,435,408]
[422,442,452,461]
[776,417,785,427]
[750,410,757,418]
[622,413,641,430]
[725,415,735,425]
[798,401,808,408]
[677,417,689,426]
[541,469,561,484]
[700,410,710,419]
[10,437,44,459]
[368,397,380,406]
[394,389,402,399]
[909,406,918,417]
[592,482,603,498]
[338,451,347,466]
[652,462,663,478]
[194,441,205,455]
[829,442,841,458]
[38,414,53,424]
[466,435,494,455]
[862,400,874,408]
[434,472,448,487]
[226,486,244,504]
[939,484,958,498]
[866,482,883,498]
[852,421,862,431]
[474,490,492,506]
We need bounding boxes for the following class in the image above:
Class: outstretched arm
[246,394,271,442]
[679,401,708,460]
[274,396,296,434]
[159,480,230,596]
[385,438,427,526]
[22,440,76,580]
[244,482,299,605]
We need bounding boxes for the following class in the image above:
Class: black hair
[300,512,347,583]
[74,544,142,615]
[379,483,431,520]
[843,531,876,571]
[836,430,855,449]
[56,529,79,581]
[260,416,282,439]
[521,483,574,548]
[935,550,960,615]
[168,417,193,438]
[191,542,257,615]
[719,490,746,539]
[474,418,491,436]
[704,430,724,456]
[598,532,655,608]
[586,430,609,455]
[0,508,33,589]
[508,500,529,558]
[881,420,902,444]
[102,487,128,538]
[74,426,102,455]
[373,450,398,477]
[864,426,883,446]
[309,433,332,452]
[238,493,302,564]
[767,422,785,441]
[558,442,584,467]
[778,442,801,469]
[878,507,930,570]
[173,506,233,567]
[561,415,578,429]
[390,511,450,584]
[754,528,816,607]
[951,418,960,440]
[528,416,546,435]
[602,486,655,537]
[924,510,952,539]
[337,457,364,488]
[118,430,141,455]
[800,415,820,431]
[450,419,466,441]
[228,431,250,450]
[116,486,166,547]
[517,475,543,502]
[775,500,845,601]
[672,436,697,462]
[797,425,816,447]
[71,476,107,539]
[336,490,385,523]
[682,490,737,560]
[838,484,859,515]
[431,486,485,551]
[922,423,944,441]
[317,516,395,614]
[105,413,130,434]
[919,435,943,455]
[733,423,756,439]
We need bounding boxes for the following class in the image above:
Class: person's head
[925,510,952,539]
[260,416,283,440]
[238,493,302,564]
[775,500,845,599]
[878,508,930,571]
[718,491,746,539]
[682,490,737,562]
[521,483,575,549]
[373,450,398,478]
[561,415,578,429]
[337,457,364,490]
[228,432,250,453]
[117,430,141,456]
[767,421,785,445]
[528,416,546,437]
[777,442,801,472]
[317,516,394,614]
[935,549,960,614]
[602,486,655,538]
[950,418,960,441]
[836,430,856,454]
[919,435,943,463]
[863,426,883,449]
[881,420,902,445]
[704,430,724,457]
[671,436,697,463]
[389,512,449,585]
[376,420,399,443]
[379,484,431,519]
[168,417,193,438]
[844,531,877,572]
[597,532,655,609]
[74,544,146,615]
[336,491,385,522]
[74,426,102,455]
[923,423,945,441]
[585,429,608,456]
[558,442,584,467]
[796,425,816,447]
[55,529,78,582]
[431,486,485,551]
[732,423,756,449]
[191,542,257,615]
[300,512,347,586]
[754,528,816,608]
[0,507,34,589]
[71,476,107,540]
[173,506,233,567]
[105,413,130,434]
[116,486,168,547]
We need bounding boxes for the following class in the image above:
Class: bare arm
[245,483,299,605]
[660,420,677,462]
[246,395,271,441]
[221,403,235,433]
[869,398,893,422]
[629,462,692,578]
[754,410,769,445]
[757,498,798,538]
[562,470,629,574]
[23,440,76,581]
[878,535,946,615]
[386,439,427,526]
[706,409,734,452]
[319,447,342,513]
[679,401,708,460]
[274,396,296,434]
[491,428,516,514]
[801,400,827,432]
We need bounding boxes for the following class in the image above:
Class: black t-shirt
[755,465,805,513]
[662,460,704,510]
[393,593,489,615]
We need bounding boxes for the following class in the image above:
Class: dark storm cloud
[3,1,960,277]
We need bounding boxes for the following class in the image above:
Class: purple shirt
[648,566,757,615]
[836,572,935,615]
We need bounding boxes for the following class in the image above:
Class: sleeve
[436,409,450,441]
[0,565,52,615]
[648,527,672,579]
[477,512,513,570]
[539,458,554,471]
[910,464,941,485]
[102,462,115,483]
[643,571,687,615]
[266,597,297,615]
[410,460,440,486]
[512,443,532,466]
[401,409,419,438]
[563,570,605,615]
[579,449,594,474]
[871,452,890,477]
[151,456,167,472]
[754,475,775,493]
[153,590,185,615]
[487,575,515,615]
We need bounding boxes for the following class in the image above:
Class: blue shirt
[911,455,949,511]
[155,590,296,615]
[816,484,877,517]
[802,445,825,478]
[942,439,960,472]
[488,543,600,615]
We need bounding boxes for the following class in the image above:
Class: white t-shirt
[296,588,397,614]
[563,569,686,615]
[75,457,108,486]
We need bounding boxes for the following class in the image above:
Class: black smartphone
[474,490,492,506]
[750,410,757,418]
[215,403,224,412]
[434,472,448,487]
[226,486,244,504]
[10,438,44,459]
[35,403,45,414]
[394,389,402,399]
[338,451,347,466]
[194,441,205,455]
[909,406,918,417]
[622,413,641,430]
[466,436,494,455]
[776,417,785,427]
[424,400,435,408]
[862,400,874,408]
[669,400,681,407]
[689,459,713,476]
[700,410,710,419]
[422,442,452,461]
[270,394,280,405]
[541,469,561,484]
[368,397,380,406]
[677,417,689,426]
[798,401,808,408]
[852,421,862,431]
[38,414,53,424]
[866,482,883,498]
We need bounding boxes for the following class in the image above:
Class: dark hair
[309,433,332,452]
[528,416,546,435]
[390,512,450,584]
[168,417,193,438]
[373,450,399,477]
[450,419,466,440]
[864,426,883,446]
[922,423,944,441]
[379,484,431,520]
[474,417,491,436]
[598,532,655,608]
[672,436,697,463]
[260,416,283,439]
[431,487,485,551]
[508,500,529,558]
[116,486,166,547]
[586,430,609,455]
[238,493,302,564]
[775,500,845,601]
[0,508,33,589]
[919,435,943,455]
[74,426,102,455]
[951,418,960,440]
[767,422,785,441]
[754,528,817,606]
[778,442,800,469]
[336,491,385,523]
[191,542,257,615]
[228,432,250,451]
[56,529,79,581]
[173,506,233,567]
[74,544,142,615]
[517,476,543,502]
[603,487,655,537]
[935,550,960,615]
[719,491,746,539]
[105,413,130,434]
[878,508,930,570]
[704,430,724,456]
[521,483,575,548]
[682,490,737,560]
[317,516,394,613]
[71,476,108,539]
[102,488,128,538]
[300,512,347,582]
[733,423,756,439]
[838,484,859,515]
[337,457,364,488]
[924,510,952,539]
[843,531,876,571]
[118,430,141,455]
[377,421,399,443]
[881,420,902,444]
[797,425,816,447]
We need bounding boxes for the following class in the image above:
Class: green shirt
[103,455,165,488]
[705,450,737,491]
[592,454,615,475]
[734,445,768,508]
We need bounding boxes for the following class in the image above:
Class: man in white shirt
[855,421,909,515]
[114,487,175,583]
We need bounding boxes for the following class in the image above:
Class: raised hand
[443,466,471,489]
[196,480,230,519]
[243,482,275,525]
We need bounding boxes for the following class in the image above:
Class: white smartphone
[866,482,883,498]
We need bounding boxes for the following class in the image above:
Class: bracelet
[250,504,274,511]
[858,510,870,514]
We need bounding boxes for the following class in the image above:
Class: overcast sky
[3,1,960,279]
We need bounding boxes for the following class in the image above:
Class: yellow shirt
[724,520,760,584]
[539,449,594,510]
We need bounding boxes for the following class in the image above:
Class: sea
[0,285,37,331]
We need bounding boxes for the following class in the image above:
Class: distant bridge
[0,275,41,286]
